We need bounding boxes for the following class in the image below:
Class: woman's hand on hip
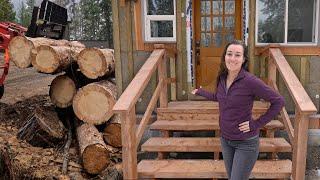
[239,121,250,133]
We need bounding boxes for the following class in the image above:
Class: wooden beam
[133,0,144,50]
[158,53,168,108]
[248,0,256,73]
[292,109,309,180]
[256,46,320,56]
[269,48,317,113]
[113,49,165,112]
[121,108,137,179]
[111,0,123,95]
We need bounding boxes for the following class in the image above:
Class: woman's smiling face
[225,44,244,72]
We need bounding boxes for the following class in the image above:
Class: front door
[194,0,242,91]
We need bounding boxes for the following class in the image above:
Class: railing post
[121,107,137,179]
[158,54,168,108]
[292,108,309,180]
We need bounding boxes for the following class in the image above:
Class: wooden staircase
[112,46,317,180]
[138,101,292,179]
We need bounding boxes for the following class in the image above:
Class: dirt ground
[0,55,122,179]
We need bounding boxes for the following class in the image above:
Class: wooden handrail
[113,49,165,112]
[269,48,317,114]
[268,47,317,180]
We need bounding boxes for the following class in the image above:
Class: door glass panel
[225,1,235,14]
[147,0,174,15]
[201,33,211,47]
[225,16,235,30]
[213,17,223,30]
[212,1,223,15]
[212,33,222,47]
[201,17,211,31]
[225,32,235,43]
[201,1,211,15]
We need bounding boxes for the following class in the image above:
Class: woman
[192,40,284,180]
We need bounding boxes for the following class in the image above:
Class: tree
[0,0,16,22]
[99,0,113,47]
[17,1,31,27]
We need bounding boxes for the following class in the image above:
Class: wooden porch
[112,46,317,179]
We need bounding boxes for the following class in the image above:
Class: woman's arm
[193,88,217,101]
[247,76,285,131]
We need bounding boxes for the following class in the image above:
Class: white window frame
[255,0,319,46]
[143,0,176,42]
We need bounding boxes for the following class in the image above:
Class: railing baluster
[292,109,309,180]
[121,107,137,179]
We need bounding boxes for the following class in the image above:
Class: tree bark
[17,106,66,148]
[49,75,77,108]
[73,81,117,125]
[8,36,84,68]
[103,114,122,147]
[77,123,110,174]
[77,48,115,79]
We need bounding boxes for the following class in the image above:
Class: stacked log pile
[6,36,122,178]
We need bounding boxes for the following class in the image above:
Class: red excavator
[0,0,68,99]
[0,22,27,99]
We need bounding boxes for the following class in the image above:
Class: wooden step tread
[150,119,284,131]
[142,137,291,152]
[157,101,269,113]
[138,159,292,179]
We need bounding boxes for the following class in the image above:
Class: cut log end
[73,81,116,125]
[32,46,59,73]
[8,36,33,68]
[82,144,110,174]
[103,118,122,147]
[49,75,76,108]
[77,48,114,79]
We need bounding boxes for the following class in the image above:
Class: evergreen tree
[99,0,113,47]
[17,1,31,27]
[0,0,16,21]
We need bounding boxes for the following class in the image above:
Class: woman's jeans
[220,136,259,180]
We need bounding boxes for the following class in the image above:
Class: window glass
[257,0,285,43]
[288,0,315,42]
[150,21,173,37]
[147,0,174,15]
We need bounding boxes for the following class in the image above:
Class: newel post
[157,48,168,108]
[292,108,309,180]
[121,107,137,179]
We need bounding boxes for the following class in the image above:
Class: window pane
[225,16,235,30]
[150,21,173,37]
[212,1,223,15]
[288,0,315,42]
[201,33,211,47]
[225,1,235,14]
[147,0,174,15]
[201,17,211,32]
[213,17,223,30]
[212,33,223,47]
[201,1,211,15]
[225,32,235,43]
[257,0,285,43]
